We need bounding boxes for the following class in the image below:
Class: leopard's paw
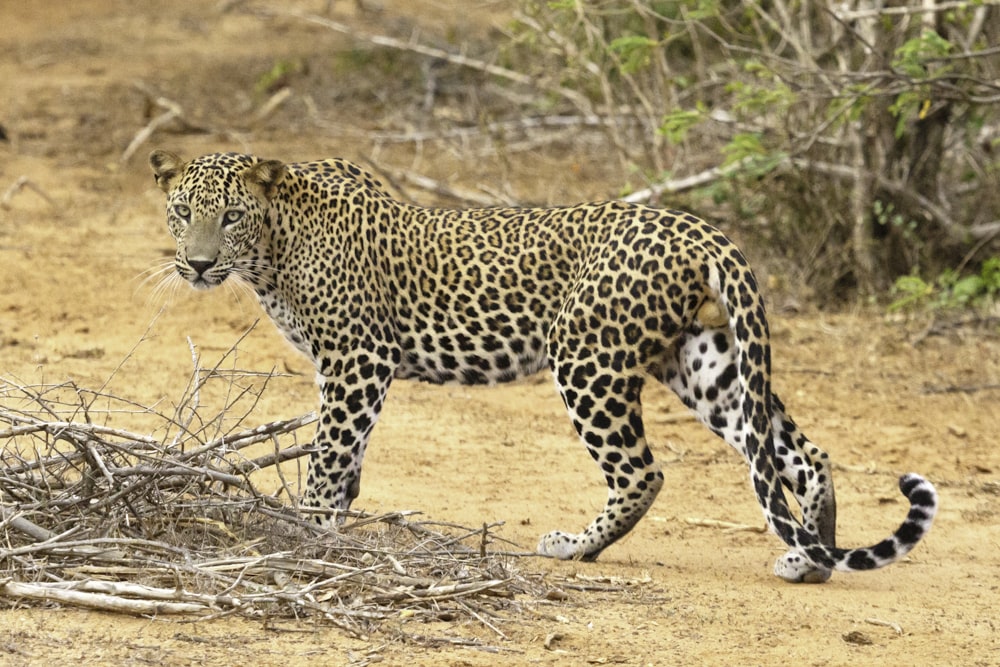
[537,531,585,560]
[773,550,832,584]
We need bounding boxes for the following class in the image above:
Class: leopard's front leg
[301,351,395,525]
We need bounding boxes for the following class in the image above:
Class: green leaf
[608,35,659,74]
[721,133,766,165]
[892,29,954,79]
[950,275,985,303]
[658,107,703,144]
[888,275,934,312]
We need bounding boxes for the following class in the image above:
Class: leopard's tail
[708,253,938,574]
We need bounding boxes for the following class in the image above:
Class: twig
[459,600,509,639]
[0,579,209,615]
[371,579,511,604]
[252,87,294,125]
[341,114,610,144]
[833,1,997,21]
[921,383,1000,395]
[1,176,56,209]
[622,157,757,203]
[0,506,56,541]
[865,616,904,635]
[0,416,160,446]
[684,518,767,533]
[229,441,316,475]
[121,105,181,163]
[391,167,514,206]
[267,8,593,113]
[121,83,209,163]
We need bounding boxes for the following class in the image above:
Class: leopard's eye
[222,210,245,226]
[173,204,191,220]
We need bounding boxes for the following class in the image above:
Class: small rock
[843,630,873,645]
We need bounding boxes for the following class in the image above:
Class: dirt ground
[2,1,999,665]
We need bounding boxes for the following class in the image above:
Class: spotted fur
[150,150,937,581]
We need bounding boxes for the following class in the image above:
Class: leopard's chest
[257,289,316,363]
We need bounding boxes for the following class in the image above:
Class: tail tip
[899,472,938,509]
[899,472,923,491]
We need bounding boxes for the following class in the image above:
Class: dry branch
[267,8,593,113]
[0,176,56,209]
[622,157,758,203]
[121,83,210,163]
[0,579,210,615]
[372,164,517,207]
[684,517,767,533]
[865,616,904,635]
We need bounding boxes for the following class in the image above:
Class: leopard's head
[149,150,286,290]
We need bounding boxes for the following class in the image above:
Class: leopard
[149,149,938,582]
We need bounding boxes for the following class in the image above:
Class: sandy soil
[2,2,999,665]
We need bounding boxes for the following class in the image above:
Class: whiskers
[133,256,270,317]
[232,258,272,291]
[134,259,184,311]
[225,274,261,315]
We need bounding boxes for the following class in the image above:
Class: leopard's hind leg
[536,273,672,561]
[662,322,837,582]
[538,364,665,560]
[767,394,838,581]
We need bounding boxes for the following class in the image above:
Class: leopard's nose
[187,258,216,276]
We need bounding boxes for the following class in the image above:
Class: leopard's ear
[149,150,184,193]
[244,159,287,200]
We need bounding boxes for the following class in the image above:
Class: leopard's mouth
[193,275,230,290]
[179,257,228,289]
[182,270,228,290]
[189,277,216,290]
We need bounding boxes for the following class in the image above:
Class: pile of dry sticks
[0,344,552,644]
